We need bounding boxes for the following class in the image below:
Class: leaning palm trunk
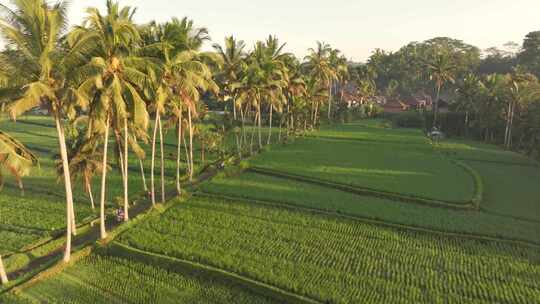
[86,181,95,210]
[150,112,159,206]
[158,117,165,203]
[99,115,110,240]
[176,113,182,195]
[267,105,273,145]
[182,132,190,176]
[54,113,74,262]
[139,159,148,192]
[0,255,7,284]
[123,118,129,221]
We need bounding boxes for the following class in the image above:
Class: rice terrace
[0,0,540,303]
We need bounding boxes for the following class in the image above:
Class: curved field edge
[201,170,539,243]
[249,167,477,210]
[194,192,540,249]
[105,242,320,304]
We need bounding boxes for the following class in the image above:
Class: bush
[391,112,426,128]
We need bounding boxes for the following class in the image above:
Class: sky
[8,0,540,61]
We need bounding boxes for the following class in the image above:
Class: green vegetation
[2,253,275,304]
[438,139,540,222]
[1,0,540,302]
[251,124,475,204]
[117,197,540,303]
[201,171,540,243]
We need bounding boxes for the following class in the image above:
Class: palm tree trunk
[99,115,110,240]
[158,116,165,203]
[188,108,194,182]
[232,99,237,120]
[150,112,159,206]
[508,101,516,149]
[201,140,205,164]
[139,159,148,192]
[240,105,247,153]
[54,113,74,262]
[0,255,7,285]
[464,111,469,137]
[267,105,273,145]
[257,102,262,149]
[235,132,241,159]
[87,182,95,210]
[250,111,257,154]
[183,132,190,175]
[278,118,282,143]
[176,113,182,195]
[434,83,441,127]
[123,118,129,221]
[328,85,332,120]
[314,102,320,127]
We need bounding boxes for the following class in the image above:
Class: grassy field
[201,171,540,243]
[438,140,540,223]
[1,252,276,304]
[3,118,540,303]
[0,114,241,256]
[116,197,540,303]
[250,123,475,204]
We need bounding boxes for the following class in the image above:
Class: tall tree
[70,0,149,236]
[426,50,456,126]
[455,73,481,134]
[304,42,336,123]
[503,71,540,149]
[518,31,540,78]
[213,36,246,120]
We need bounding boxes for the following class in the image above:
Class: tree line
[0,0,350,280]
[354,36,540,156]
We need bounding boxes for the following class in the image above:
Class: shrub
[391,112,426,128]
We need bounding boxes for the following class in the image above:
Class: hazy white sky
[15,0,540,61]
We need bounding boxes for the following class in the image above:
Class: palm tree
[142,18,217,199]
[478,74,506,142]
[304,42,336,124]
[0,130,38,284]
[503,71,540,149]
[70,0,149,236]
[213,36,246,120]
[0,0,80,262]
[213,36,247,155]
[426,51,456,126]
[455,74,481,136]
[282,55,306,139]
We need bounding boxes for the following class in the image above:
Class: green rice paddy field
[2,119,540,303]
